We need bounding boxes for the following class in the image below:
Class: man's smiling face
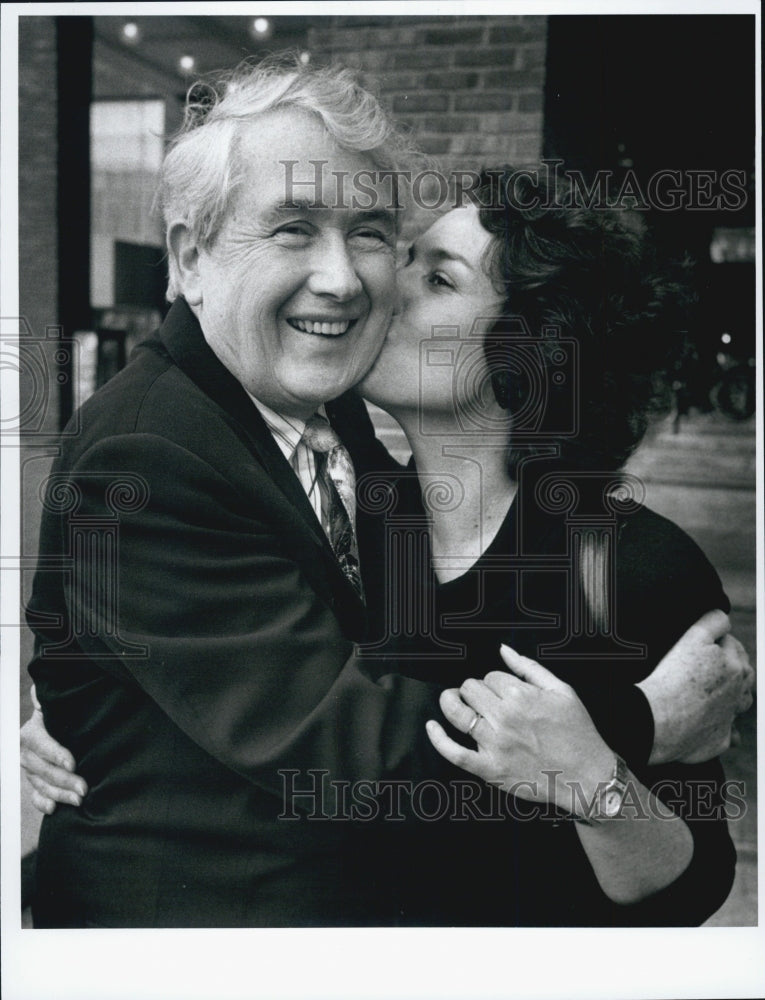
[182,107,398,419]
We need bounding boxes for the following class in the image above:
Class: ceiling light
[179,55,195,73]
[299,51,311,65]
[252,18,271,36]
[122,22,139,42]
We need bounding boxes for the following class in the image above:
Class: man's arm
[638,611,754,764]
[27,430,446,812]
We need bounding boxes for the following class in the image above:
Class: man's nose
[307,235,364,300]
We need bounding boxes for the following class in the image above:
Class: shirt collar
[245,392,325,464]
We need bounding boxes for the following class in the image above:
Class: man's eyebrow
[265,198,324,218]
[266,201,397,222]
[351,208,398,229]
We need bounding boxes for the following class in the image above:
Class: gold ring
[467,712,482,737]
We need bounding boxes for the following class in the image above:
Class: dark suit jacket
[28,298,444,927]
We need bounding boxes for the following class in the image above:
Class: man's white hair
[156,54,419,300]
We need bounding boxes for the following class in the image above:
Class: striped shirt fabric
[246,394,325,531]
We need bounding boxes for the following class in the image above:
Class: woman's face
[359,205,506,424]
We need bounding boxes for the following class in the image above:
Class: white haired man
[22,58,752,927]
[24,59,446,927]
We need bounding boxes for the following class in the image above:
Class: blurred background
[16,12,757,925]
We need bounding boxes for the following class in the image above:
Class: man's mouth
[287,318,356,337]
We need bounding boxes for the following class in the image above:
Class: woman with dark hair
[355,167,744,924]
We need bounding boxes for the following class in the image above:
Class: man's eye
[351,228,392,245]
[274,223,312,238]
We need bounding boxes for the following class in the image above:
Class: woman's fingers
[26,770,84,808]
[438,687,481,734]
[425,720,484,776]
[30,789,56,816]
[20,708,77,775]
[499,644,568,691]
[20,743,87,798]
[440,682,497,737]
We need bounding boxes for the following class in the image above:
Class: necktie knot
[302,415,341,455]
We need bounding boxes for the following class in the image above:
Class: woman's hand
[20,686,87,813]
[426,645,614,817]
[427,647,699,905]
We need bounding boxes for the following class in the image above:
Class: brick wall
[307,15,546,172]
[18,16,60,435]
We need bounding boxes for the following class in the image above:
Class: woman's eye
[427,271,454,290]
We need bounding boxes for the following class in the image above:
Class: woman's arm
[20,611,753,814]
[427,645,698,907]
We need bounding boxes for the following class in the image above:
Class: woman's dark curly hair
[476,167,693,474]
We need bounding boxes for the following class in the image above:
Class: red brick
[454,91,515,112]
[393,48,447,69]
[335,14,453,27]
[512,133,543,163]
[416,135,453,156]
[423,70,479,89]
[479,111,543,133]
[488,21,546,44]
[367,27,421,48]
[519,42,547,70]
[453,46,518,68]
[422,27,485,46]
[392,93,449,113]
[450,134,494,156]
[518,91,544,113]
[483,68,545,88]
[311,26,370,50]
[519,15,547,29]
[423,115,482,134]
[376,72,422,92]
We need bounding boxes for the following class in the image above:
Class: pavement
[18,409,758,926]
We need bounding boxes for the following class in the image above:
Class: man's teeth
[290,319,351,335]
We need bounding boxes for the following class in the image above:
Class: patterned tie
[302,415,365,602]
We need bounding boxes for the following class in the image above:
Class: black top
[359,459,736,925]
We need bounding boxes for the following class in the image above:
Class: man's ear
[167,222,203,306]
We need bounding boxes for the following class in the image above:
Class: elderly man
[22,58,751,927]
[24,60,448,927]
